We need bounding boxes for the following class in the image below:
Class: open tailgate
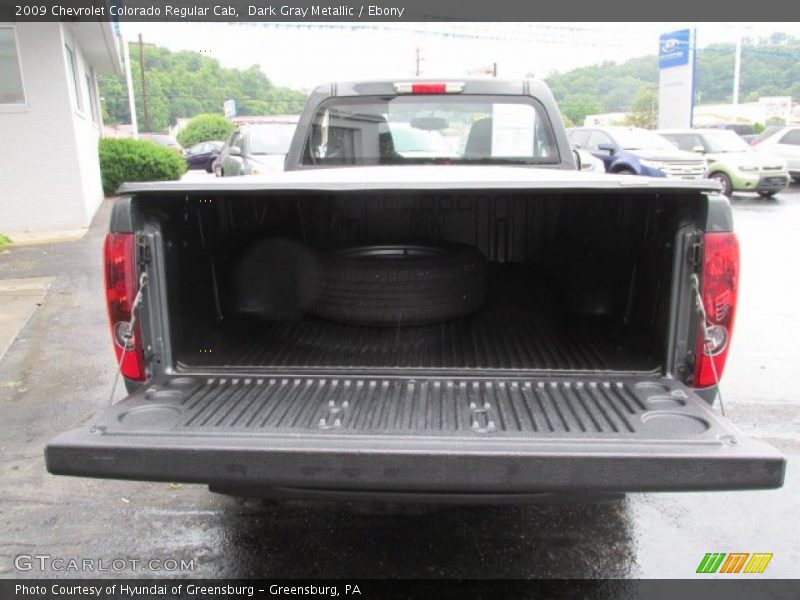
[46,375,784,493]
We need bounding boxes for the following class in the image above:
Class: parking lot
[0,183,798,579]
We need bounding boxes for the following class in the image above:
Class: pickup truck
[46,79,784,501]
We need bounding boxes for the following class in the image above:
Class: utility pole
[415,47,423,76]
[138,33,149,132]
[733,36,742,107]
[122,33,138,139]
[492,62,497,77]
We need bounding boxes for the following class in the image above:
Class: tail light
[104,233,145,381]
[693,232,740,387]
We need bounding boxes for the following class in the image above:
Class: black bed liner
[177,268,659,373]
[46,374,785,493]
[178,309,653,373]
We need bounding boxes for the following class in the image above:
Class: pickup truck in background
[46,79,784,501]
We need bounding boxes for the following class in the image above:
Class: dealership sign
[659,29,691,69]
[658,29,695,129]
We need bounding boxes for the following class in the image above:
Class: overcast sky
[120,22,800,90]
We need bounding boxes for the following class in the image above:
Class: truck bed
[178,268,656,374]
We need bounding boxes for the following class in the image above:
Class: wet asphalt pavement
[1,184,799,579]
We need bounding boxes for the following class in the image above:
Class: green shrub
[176,113,234,148]
[0,234,11,250]
[99,137,187,195]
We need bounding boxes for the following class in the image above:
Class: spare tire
[307,241,487,326]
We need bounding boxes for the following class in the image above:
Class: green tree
[625,86,658,128]
[176,113,235,147]
[100,43,307,132]
[98,138,186,195]
[558,94,603,127]
[546,56,658,120]
[544,34,800,121]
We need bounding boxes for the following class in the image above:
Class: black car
[184,141,223,172]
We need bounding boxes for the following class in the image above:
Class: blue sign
[659,29,691,69]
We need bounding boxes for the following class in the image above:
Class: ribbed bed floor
[117,375,715,441]
[169,378,648,435]
[177,281,659,373]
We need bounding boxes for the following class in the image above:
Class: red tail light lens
[411,83,447,94]
[104,233,145,381]
[694,232,739,387]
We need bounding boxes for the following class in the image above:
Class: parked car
[699,123,757,143]
[750,125,783,146]
[574,147,605,172]
[567,126,706,179]
[47,80,784,501]
[750,126,800,183]
[139,133,182,153]
[183,141,223,172]
[215,121,298,177]
[387,123,458,158]
[659,129,789,197]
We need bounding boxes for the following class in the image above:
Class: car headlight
[738,165,759,172]
[639,159,664,171]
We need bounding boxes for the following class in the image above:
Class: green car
[659,129,789,197]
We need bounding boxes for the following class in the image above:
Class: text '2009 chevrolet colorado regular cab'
[46,79,784,501]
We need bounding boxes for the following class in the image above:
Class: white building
[693,99,800,127]
[0,22,121,235]
[584,99,800,130]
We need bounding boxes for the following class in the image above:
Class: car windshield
[609,129,676,151]
[302,95,559,166]
[703,130,751,153]
[752,125,783,144]
[248,124,297,155]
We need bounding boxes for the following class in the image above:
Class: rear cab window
[300,95,560,166]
